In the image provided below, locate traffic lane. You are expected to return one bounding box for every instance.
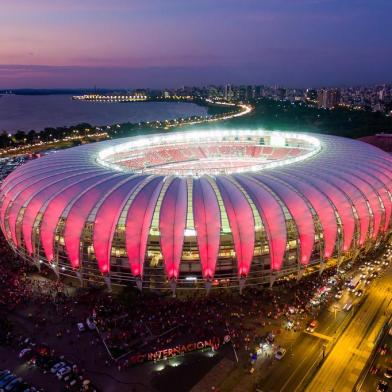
[315,301,349,337]
[306,268,392,392]
[260,282,365,391]
[258,334,323,392]
[267,260,389,391]
[316,270,383,338]
[331,290,391,392]
[308,283,388,391]
[360,323,392,391]
[259,305,349,391]
[304,290,355,339]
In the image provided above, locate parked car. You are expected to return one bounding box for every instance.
[0,374,16,389]
[50,361,66,374]
[380,344,388,356]
[275,348,286,360]
[4,377,22,391]
[0,373,10,381]
[384,367,392,379]
[18,348,32,359]
[64,375,78,387]
[56,366,72,380]
[371,366,380,375]
[376,380,389,392]
[86,318,96,330]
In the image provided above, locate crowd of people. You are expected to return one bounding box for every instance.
[0,240,34,313]
[90,266,338,367]
[0,230,339,371]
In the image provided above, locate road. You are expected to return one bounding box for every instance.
[256,259,391,392]
[258,286,353,392]
[306,268,392,392]
[358,319,392,391]
[260,273,359,392]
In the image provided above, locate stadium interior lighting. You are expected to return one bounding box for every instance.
[270,134,286,147]
[96,129,321,176]
[185,276,197,281]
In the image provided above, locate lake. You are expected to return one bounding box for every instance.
[0,94,208,133]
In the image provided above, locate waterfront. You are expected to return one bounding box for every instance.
[0,94,208,133]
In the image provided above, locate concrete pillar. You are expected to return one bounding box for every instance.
[51,263,60,279]
[136,277,143,292]
[104,276,112,292]
[205,280,212,295]
[75,270,83,287]
[169,279,177,297]
[239,277,246,294]
[269,273,276,289]
[297,268,304,280]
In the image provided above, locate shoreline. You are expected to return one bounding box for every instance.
[0,97,209,134]
[0,99,252,156]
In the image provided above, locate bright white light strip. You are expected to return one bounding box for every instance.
[270,134,286,147]
[96,129,322,176]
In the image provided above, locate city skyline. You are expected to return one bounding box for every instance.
[1,0,391,88]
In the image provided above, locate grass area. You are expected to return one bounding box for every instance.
[184,98,392,139]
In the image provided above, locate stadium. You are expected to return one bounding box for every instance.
[0,129,391,292]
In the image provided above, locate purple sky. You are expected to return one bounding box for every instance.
[0,0,391,88]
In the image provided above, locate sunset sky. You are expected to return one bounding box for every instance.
[0,0,391,88]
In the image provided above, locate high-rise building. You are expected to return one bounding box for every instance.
[306,89,318,101]
[255,85,263,98]
[379,87,386,102]
[224,84,233,100]
[317,89,341,109]
[246,85,255,100]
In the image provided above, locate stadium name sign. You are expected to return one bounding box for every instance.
[129,337,221,364]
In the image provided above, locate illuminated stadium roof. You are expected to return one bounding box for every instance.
[0,130,391,291]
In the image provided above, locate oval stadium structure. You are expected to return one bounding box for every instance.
[1,130,391,292]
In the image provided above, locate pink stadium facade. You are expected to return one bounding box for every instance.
[0,130,391,291]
